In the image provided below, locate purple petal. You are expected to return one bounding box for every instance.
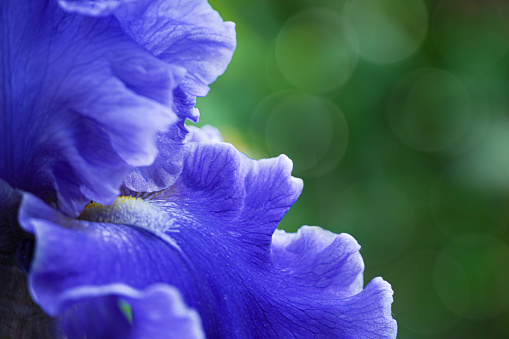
[336,277,397,338]
[272,226,364,298]
[57,283,204,339]
[59,0,237,121]
[123,125,186,192]
[56,0,235,192]
[186,125,224,143]
[20,142,395,338]
[57,0,122,16]
[271,227,396,338]
[18,194,182,314]
[1,0,183,215]
[112,0,236,103]
[93,0,235,191]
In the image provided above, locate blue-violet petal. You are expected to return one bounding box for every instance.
[59,0,237,122]
[20,142,396,338]
[0,0,184,215]
[58,283,204,339]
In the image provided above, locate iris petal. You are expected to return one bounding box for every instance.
[271,227,396,338]
[20,141,396,338]
[58,0,236,122]
[58,283,204,339]
[272,227,364,298]
[110,0,237,115]
[186,125,224,143]
[1,0,235,211]
[1,0,183,215]
[57,0,122,16]
[84,0,237,191]
[123,126,186,192]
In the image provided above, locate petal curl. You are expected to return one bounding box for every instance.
[272,226,364,297]
[57,283,204,339]
[186,125,224,143]
[271,227,396,338]
[20,142,396,338]
[59,0,237,121]
[1,0,183,215]
[112,0,236,114]
[76,0,236,191]
[123,125,185,192]
[57,0,236,192]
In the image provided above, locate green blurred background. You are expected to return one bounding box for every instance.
[197,0,509,337]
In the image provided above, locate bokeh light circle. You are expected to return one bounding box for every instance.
[387,68,483,153]
[451,114,509,193]
[263,92,348,175]
[275,8,359,92]
[343,0,428,64]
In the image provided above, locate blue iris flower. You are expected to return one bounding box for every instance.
[20,126,397,338]
[0,0,235,217]
[1,0,397,338]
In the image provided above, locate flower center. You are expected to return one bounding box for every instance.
[79,196,177,236]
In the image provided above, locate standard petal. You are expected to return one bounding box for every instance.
[59,0,236,121]
[125,124,226,192]
[20,143,395,338]
[112,0,236,91]
[123,125,186,192]
[1,0,183,215]
[112,0,236,120]
[186,125,224,143]
[56,0,236,192]
[57,283,204,339]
